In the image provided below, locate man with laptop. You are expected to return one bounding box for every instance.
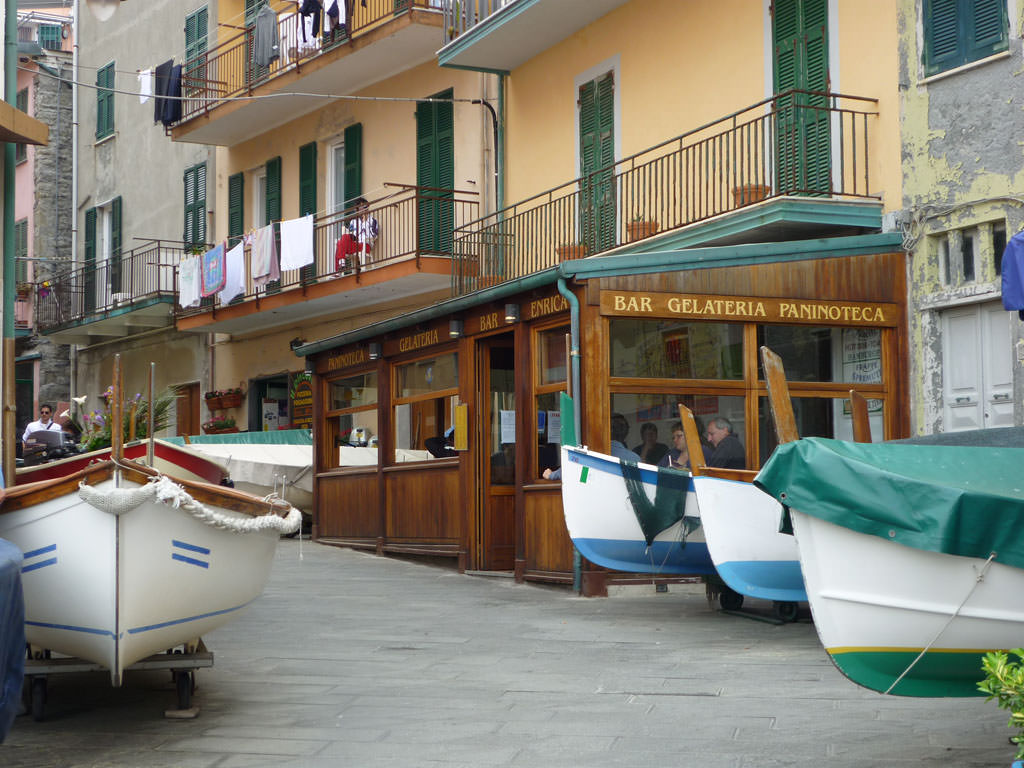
[22,404,61,445]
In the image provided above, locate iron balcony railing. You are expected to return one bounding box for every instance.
[177,0,439,125]
[36,239,185,333]
[175,184,479,319]
[440,0,511,43]
[452,89,879,294]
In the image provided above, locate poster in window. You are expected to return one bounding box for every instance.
[842,328,883,413]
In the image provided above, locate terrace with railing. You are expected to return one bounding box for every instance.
[175,184,479,320]
[176,0,442,129]
[452,90,879,295]
[36,239,184,336]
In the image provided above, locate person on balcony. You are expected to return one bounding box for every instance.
[334,197,379,272]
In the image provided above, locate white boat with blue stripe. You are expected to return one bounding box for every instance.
[558,445,714,575]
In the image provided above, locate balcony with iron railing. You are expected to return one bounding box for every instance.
[452,90,882,295]
[36,239,184,346]
[171,0,444,146]
[175,184,479,336]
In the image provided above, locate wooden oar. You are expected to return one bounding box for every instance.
[111,354,123,465]
[760,345,799,445]
[677,403,707,477]
[849,389,872,443]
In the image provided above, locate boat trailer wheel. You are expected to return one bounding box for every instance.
[719,588,744,612]
[773,601,799,622]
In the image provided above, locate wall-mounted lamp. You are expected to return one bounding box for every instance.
[289,336,306,350]
[368,342,382,360]
[449,319,464,338]
[504,303,520,323]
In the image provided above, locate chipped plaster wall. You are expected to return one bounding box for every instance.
[898,0,1024,433]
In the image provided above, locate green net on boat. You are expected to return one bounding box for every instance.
[619,461,693,547]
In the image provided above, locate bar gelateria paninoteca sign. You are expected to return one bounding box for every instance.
[601,291,899,327]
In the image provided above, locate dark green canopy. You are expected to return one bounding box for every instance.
[755,437,1024,571]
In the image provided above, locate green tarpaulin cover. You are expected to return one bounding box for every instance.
[755,437,1024,571]
[162,428,313,446]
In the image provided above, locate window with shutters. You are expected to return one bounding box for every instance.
[228,172,244,247]
[328,140,346,215]
[415,94,453,254]
[15,89,28,163]
[344,123,362,210]
[264,156,282,292]
[14,219,28,285]
[185,7,208,98]
[38,24,62,50]
[578,73,615,254]
[183,163,207,248]
[96,62,115,140]
[923,0,1008,76]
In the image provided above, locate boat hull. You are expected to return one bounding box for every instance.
[2,468,290,685]
[791,508,1023,697]
[560,446,713,575]
[692,474,805,602]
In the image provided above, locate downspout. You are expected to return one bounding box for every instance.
[496,74,504,212]
[70,0,79,403]
[556,276,581,592]
[3,0,18,486]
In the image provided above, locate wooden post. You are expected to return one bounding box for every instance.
[147,362,156,466]
[849,389,872,443]
[760,345,799,445]
[111,354,123,464]
[677,403,707,476]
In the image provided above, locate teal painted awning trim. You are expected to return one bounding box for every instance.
[437,0,538,73]
[624,199,884,255]
[295,231,905,358]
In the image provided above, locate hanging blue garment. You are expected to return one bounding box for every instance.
[1001,230,1024,320]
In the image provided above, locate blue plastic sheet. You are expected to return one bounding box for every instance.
[0,539,24,741]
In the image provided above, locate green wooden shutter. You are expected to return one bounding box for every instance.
[578,74,615,255]
[773,0,829,195]
[228,172,245,247]
[415,92,454,254]
[299,141,318,281]
[265,156,282,292]
[96,62,115,139]
[15,89,27,163]
[343,123,362,207]
[110,196,122,293]
[185,7,208,98]
[14,219,28,284]
[924,0,1007,76]
[84,208,97,313]
[183,163,207,247]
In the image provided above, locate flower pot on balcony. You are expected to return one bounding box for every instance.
[556,244,589,260]
[220,393,244,409]
[732,184,771,207]
[203,426,239,435]
[205,396,224,410]
[627,220,659,242]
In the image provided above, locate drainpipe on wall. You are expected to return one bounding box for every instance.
[3,0,19,486]
[69,0,80,403]
[556,276,582,592]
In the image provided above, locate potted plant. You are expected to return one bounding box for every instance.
[220,387,245,409]
[556,243,589,260]
[204,390,224,410]
[979,648,1024,766]
[202,415,238,434]
[626,215,659,242]
[731,183,771,207]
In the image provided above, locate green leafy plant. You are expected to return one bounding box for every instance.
[203,415,236,431]
[979,648,1024,759]
[71,386,179,452]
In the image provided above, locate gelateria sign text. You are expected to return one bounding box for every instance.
[601,291,899,326]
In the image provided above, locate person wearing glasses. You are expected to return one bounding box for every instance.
[22,404,61,444]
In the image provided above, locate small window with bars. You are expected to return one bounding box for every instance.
[38,24,62,50]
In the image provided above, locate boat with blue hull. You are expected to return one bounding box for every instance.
[558,445,714,575]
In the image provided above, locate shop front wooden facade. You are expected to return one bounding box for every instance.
[306,247,908,595]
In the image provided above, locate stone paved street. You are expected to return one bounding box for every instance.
[0,538,1013,767]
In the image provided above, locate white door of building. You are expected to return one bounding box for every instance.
[941,301,1013,431]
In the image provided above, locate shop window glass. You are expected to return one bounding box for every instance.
[757,326,882,385]
[608,393,745,469]
[324,371,377,469]
[758,395,883,465]
[537,326,569,385]
[610,318,743,380]
[393,352,458,462]
[535,391,562,477]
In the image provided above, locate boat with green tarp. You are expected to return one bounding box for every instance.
[755,433,1024,697]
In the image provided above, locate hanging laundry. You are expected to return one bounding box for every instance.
[178,255,201,309]
[298,0,323,39]
[153,59,172,123]
[160,63,182,127]
[279,214,315,271]
[219,241,247,305]
[200,242,227,297]
[1002,230,1024,320]
[326,1,340,33]
[138,69,153,104]
[254,3,280,67]
[251,223,280,286]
